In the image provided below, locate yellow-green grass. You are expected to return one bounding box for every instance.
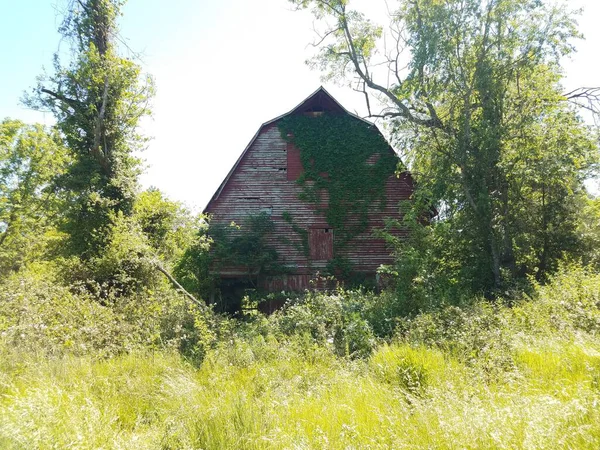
[1,337,599,449]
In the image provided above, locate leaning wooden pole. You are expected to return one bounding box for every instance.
[151,259,207,310]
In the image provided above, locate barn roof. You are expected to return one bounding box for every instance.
[203,86,382,213]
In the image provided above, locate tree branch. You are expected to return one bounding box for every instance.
[152,258,207,310]
[40,88,81,109]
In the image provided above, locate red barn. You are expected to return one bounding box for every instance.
[203,87,413,310]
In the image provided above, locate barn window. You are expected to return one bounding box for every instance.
[287,142,303,181]
[309,228,334,260]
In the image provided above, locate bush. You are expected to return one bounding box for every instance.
[393,265,600,380]
[271,290,377,358]
[0,266,214,361]
[0,271,136,357]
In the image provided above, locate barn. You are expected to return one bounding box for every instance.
[203,87,413,310]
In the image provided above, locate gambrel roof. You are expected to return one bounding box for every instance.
[203,86,375,212]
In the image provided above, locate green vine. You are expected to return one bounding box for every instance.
[207,213,285,287]
[278,114,399,247]
[282,210,309,258]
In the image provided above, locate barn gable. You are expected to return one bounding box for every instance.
[203,87,413,296]
[204,86,374,212]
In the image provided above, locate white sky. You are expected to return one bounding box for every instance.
[2,0,599,210]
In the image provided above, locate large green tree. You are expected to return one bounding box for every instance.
[0,119,69,274]
[290,0,599,294]
[25,0,154,259]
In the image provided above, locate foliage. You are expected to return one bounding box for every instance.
[580,196,600,268]
[176,213,280,305]
[174,230,214,304]
[281,210,309,257]
[289,0,600,295]
[24,0,154,259]
[377,210,486,316]
[215,213,280,285]
[2,266,600,448]
[133,188,203,264]
[369,343,449,394]
[0,267,214,360]
[397,265,600,379]
[271,290,377,358]
[55,189,202,299]
[0,120,69,276]
[278,113,399,246]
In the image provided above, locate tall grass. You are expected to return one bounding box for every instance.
[1,266,599,448]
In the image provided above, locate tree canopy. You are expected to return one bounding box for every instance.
[0,119,69,274]
[290,0,600,295]
[25,0,154,258]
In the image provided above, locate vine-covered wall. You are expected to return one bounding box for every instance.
[278,114,400,248]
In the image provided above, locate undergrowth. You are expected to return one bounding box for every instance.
[1,265,599,448]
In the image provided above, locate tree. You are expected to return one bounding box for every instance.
[290,0,599,294]
[25,0,154,259]
[133,188,203,264]
[0,119,69,275]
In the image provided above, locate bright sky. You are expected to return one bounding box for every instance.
[1,0,599,211]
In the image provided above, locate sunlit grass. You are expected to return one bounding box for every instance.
[1,266,600,448]
[1,336,599,449]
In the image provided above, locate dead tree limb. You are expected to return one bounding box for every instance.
[152,259,207,310]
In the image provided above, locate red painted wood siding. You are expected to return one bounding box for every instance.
[205,120,414,289]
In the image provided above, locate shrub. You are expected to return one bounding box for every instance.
[369,343,448,394]
[271,290,377,358]
[0,267,214,361]
[0,271,136,357]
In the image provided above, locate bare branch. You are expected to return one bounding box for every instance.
[40,88,81,108]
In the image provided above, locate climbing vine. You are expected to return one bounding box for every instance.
[278,114,399,246]
[282,210,309,258]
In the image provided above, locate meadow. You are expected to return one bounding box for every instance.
[1,266,599,449]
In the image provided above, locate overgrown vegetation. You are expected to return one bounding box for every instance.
[24,0,154,263]
[2,266,600,448]
[1,0,600,447]
[176,213,281,309]
[290,0,600,296]
[279,114,398,246]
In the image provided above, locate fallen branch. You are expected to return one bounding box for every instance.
[152,259,207,310]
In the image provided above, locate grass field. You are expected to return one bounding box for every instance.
[1,267,599,449]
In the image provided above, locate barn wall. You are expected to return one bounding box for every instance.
[205,121,413,290]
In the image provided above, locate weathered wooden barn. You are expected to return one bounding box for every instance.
[203,87,413,308]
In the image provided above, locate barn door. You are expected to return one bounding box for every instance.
[309,228,334,260]
[287,142,303,181]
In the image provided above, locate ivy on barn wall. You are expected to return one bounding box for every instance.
[206,213,284,287]
[281,210,309,258]
[278,114,400,248]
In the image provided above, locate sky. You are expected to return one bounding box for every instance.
[1,0,599,211]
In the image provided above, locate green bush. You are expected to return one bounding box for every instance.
[0,267,214,361]
[271,290,376,358]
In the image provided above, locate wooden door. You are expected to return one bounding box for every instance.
[309,228,334,260]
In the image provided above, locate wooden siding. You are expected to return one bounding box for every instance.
[205,118,413,290]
